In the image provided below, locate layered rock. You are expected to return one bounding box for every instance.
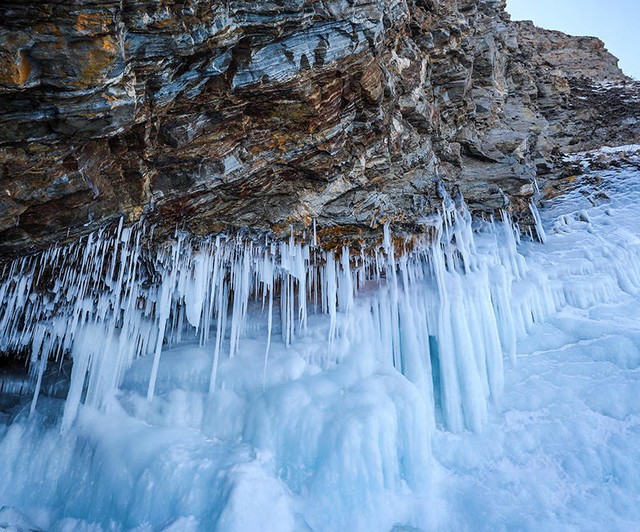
[509,21,638,153]
[0,0,638,255]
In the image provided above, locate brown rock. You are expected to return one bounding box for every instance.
[0,0,638,256]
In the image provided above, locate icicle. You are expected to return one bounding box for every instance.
[209,260,229,395]
[146,238,181,402]
[313,219,318,247]
[29,325,48,416]
[530,202,547,243]
[262,286,274,391]
[325,252,338,343]
[339,247,354,312]
[0,187,576,436]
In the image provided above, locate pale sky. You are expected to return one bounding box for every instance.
[506,0,640,80]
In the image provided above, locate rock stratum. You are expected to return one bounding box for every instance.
[1,0,639,254]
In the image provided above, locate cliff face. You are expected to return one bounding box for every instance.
[1,0,639,254]
[510,21,640,154]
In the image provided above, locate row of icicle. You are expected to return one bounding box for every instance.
[0,198,559,433]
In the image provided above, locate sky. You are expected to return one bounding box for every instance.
[506,0,640,80]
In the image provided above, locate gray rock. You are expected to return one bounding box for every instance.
[0,0,638,254]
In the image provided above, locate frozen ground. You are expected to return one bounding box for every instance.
[1,157,640,530]
[432,160,640,531]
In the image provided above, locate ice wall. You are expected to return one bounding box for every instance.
[0,195,555,435]
[0,190,573,530]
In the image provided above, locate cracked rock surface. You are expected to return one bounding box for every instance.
[0,0,639,254]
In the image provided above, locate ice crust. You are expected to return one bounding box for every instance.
[1,166,640,530]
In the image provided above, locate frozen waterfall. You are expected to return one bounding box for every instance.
[2,160,640,530]
[0,194,547,435]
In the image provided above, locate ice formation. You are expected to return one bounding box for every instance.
[2,160,640,530]
[0,191,545,435]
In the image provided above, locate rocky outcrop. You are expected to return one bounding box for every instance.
[1,0,639,255]
[509,21,639,153]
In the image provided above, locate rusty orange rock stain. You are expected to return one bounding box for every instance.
[74,12,112,34]
[77,36,120,87]
[0,50,31,86]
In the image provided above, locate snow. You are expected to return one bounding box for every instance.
[562,143,640,164]
[1,166,640,529]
